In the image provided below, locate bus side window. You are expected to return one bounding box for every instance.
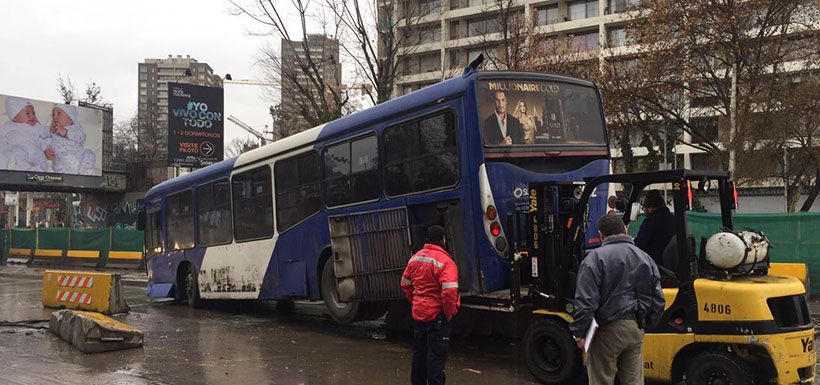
[232,166,274,241]
[197,179,233,246]
[384,111,458,196]
[166,191,195,250]
[323,134,379,207]
[144,207,162,256]
[275,151,321,231]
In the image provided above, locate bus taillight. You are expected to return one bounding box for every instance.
[490,221,501,236]
[486,205,497,220]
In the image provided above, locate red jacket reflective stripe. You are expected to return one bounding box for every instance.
[401,243,460,322]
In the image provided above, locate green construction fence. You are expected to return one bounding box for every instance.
[0,227,143,267]
[630,212,820,296]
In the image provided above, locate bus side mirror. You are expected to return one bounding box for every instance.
[136,211,146,231]
[629,202,641,222]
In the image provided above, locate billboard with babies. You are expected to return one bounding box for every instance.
[0,94,103,178]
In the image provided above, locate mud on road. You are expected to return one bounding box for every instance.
[0,275,538,385]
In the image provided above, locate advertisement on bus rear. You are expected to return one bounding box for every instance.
[0,93,103,177]
[477,80,606,147]
[167,83,224,168]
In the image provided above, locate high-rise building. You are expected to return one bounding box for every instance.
[280,34,341,134]
[137,55,222,162]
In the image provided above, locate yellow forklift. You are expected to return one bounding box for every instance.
[517,170,815,385]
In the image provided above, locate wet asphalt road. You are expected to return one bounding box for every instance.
[0,275,538,385]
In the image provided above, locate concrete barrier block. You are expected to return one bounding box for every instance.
[49,309,143,353]
[42,270,130,314]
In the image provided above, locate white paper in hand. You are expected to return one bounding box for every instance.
[584,318,598,352]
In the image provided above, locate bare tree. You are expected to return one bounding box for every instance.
[326,0,435,104]
[113,115,139,164]
[231,0,348,136]
[225,136,261,158]
[84,82,103,104]
[56,74,75,104]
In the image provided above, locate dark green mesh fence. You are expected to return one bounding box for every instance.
[69,229,111,255]
[10,229,36,250]
[37,228,70,250]
[111,228,144,252]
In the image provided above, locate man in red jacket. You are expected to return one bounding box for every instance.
[401,225,460,385]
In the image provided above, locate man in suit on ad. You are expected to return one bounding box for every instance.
[483,90,524,145]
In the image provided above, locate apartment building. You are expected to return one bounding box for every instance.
[385,0,819,211]
[280,34,342,134]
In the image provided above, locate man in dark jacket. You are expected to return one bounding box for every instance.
[635,190,676,268]
[401,225,460,385]
[483,91,524,145]
[572,215,665,385]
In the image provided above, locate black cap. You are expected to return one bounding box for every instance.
[426,225,447,245]
[643,190,665,209]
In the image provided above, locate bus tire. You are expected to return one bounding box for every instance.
[685,351,754,385]
[321,259,360,324]
[523,318,583,384]
[181,263,202,309]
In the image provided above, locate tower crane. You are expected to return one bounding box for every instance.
[227,115,273,145]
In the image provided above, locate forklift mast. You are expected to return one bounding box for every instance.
[526,182,585,311]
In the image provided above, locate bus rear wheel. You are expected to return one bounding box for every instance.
[321,260,360,324]
[523,318,584,384]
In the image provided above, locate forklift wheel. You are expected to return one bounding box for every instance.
[685,351,754,385]
[523,318,584,384]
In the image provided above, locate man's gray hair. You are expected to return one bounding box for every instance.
[598,215,627,237]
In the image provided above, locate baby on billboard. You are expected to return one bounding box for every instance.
[0,96,97,175]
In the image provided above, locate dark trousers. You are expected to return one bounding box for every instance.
[411,315,451,385]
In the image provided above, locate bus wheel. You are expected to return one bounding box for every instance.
[181,263,202,309]
[685,351,754,385]
[321,260,359,324]
[523,318,583,384]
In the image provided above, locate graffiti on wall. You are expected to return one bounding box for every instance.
[74,196,139,228]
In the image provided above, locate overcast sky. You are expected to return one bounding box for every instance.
[0,0,288,143]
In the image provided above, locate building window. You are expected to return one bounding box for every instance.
[419,52,441,72]
[144,207,162,255]
[469,0,492,6]
[166,191,195,250]
[196,179,232,246]
[323,135,380,207]
[537,5,560,25]
[232,166,274,241]
[569,0,599,20]
[275,151,321,232]
[384,111,459,196]
[571,30,600,52]
[609,0,639,13]
[608,26,627,47]
[690,117,719,143]
[468,18,499,37]
[420,0,440,14]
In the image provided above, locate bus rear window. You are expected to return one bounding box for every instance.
[477,79,605,147]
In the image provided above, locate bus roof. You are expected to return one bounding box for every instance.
[144,69,596,201]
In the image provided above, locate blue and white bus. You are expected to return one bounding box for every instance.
[138,65,611,323]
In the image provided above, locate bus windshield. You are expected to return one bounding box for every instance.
[477,79,606,147]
